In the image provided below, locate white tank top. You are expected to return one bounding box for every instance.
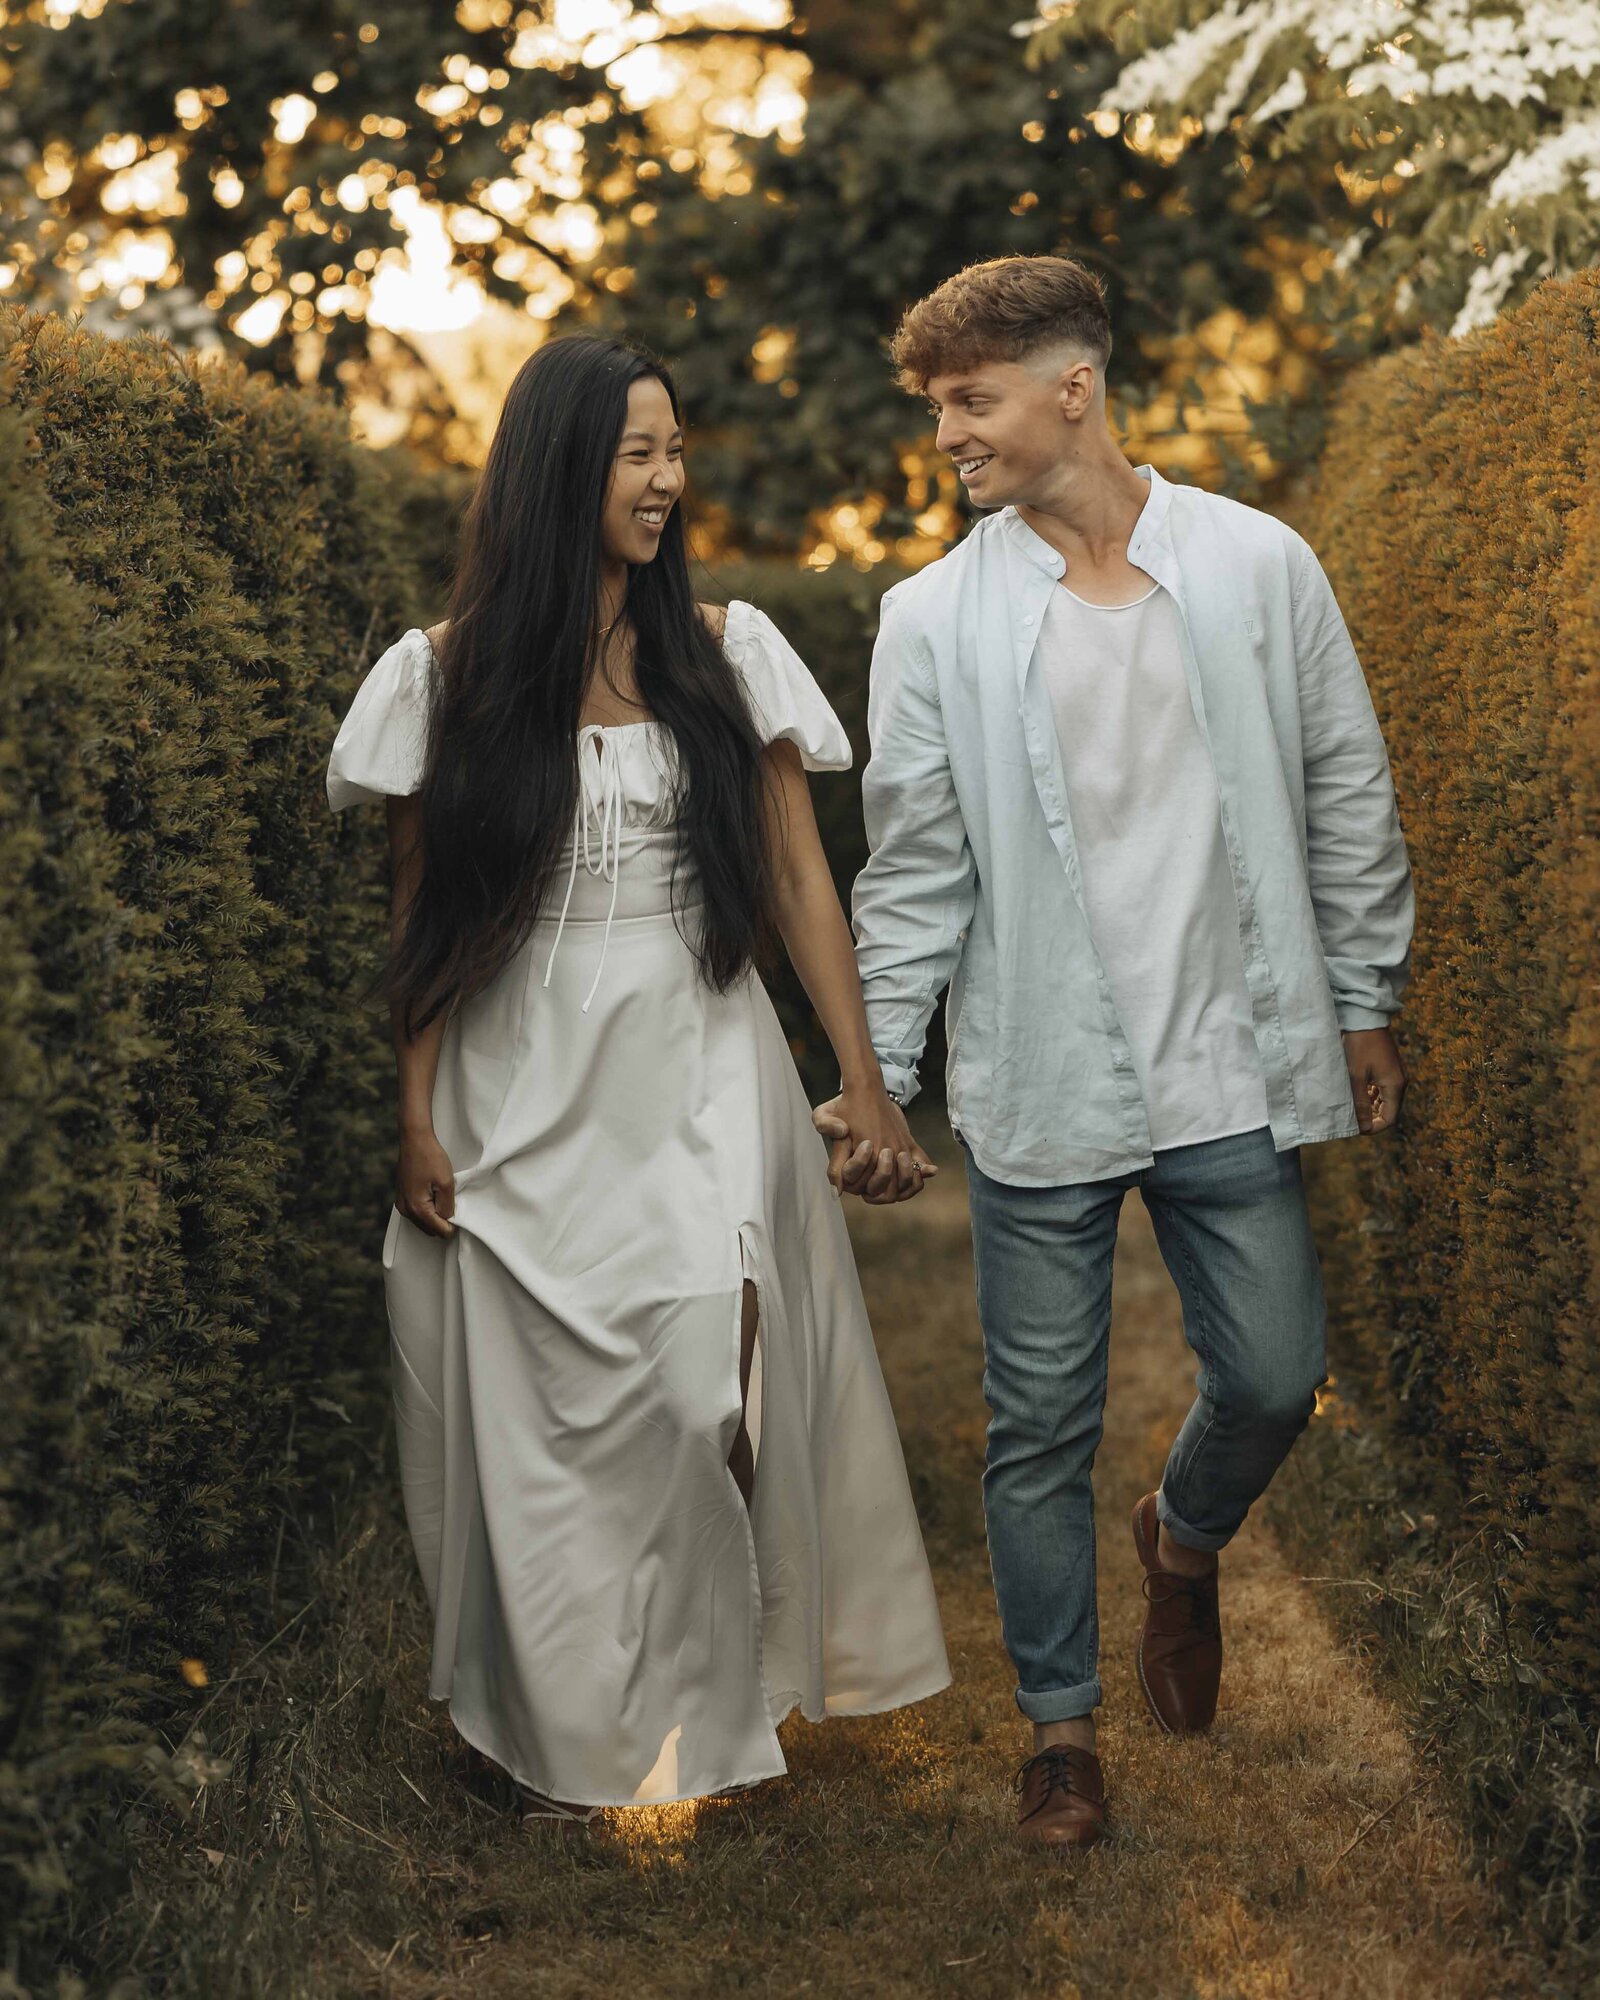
[1035,579,1270,1152]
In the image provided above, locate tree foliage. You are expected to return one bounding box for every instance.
[1,0,1303,541]
[0,0,803,379]
[609,0,1305,546]
[1023,0,1600,342]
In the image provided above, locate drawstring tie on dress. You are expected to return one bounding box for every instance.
[543,726,625,1013]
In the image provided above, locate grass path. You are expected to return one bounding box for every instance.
[289,1115,1539,1998]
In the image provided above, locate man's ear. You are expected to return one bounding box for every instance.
[1057,357,1098,421]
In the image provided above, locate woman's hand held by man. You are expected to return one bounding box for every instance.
[811,1085,938,1204]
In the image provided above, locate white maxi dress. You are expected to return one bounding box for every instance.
[325,601,950,1808]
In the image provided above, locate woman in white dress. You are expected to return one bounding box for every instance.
[325,335,948,1821]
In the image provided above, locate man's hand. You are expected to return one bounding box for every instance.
[1342,1027,1407,1136]
[812,1084,939,1203]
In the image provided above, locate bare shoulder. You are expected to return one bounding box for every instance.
[423,618,450,650]
[696,600,729,642]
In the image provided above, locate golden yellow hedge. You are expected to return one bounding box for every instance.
[1304,269,1600,1697]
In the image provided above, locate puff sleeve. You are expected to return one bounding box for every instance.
[326,629,436,810]
[722,599,853,773]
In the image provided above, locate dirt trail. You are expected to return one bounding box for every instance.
[335,1119,1536,1999]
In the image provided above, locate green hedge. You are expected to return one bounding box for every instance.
[1286,269,1600,1955]
[0,309,457,1985]
[0,313,912,1987]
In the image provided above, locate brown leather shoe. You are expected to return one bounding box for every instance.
[1131,1491,1222,1734]
[1014,1745,1107,1848]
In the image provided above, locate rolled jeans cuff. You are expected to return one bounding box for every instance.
[1014,1675,1102,1724]
[1156,1489,1236,1556]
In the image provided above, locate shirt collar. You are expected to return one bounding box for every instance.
[998,462,1172,578]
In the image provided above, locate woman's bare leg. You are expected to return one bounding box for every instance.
[728,1278,758,1507]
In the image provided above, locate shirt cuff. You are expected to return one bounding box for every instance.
[838,1059,921,1107]
[876,1059,920,1107]
[1335,1004,1392,1032]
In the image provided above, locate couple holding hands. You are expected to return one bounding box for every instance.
[326,252,1413,1848]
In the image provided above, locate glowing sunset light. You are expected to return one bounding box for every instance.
[608,42,677,108]
[555,0,632,39]
[8,0,809,429]
[101,149,185,217]
[483,177,528,218]
[366,185,484,334]
[271,93,318,144]
[657,0,792,19]
[715,63,806,138]
[235,291,289,343]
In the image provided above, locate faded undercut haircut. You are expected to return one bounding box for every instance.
[889,254,1112,393]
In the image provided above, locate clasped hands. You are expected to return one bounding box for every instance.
[810,1028,1403,1206]
[810,1081,939,1203]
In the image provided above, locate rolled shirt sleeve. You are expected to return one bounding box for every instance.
[848,593,978,1106]
[1288,534,1415,1030]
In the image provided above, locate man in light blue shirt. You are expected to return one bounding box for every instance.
[814,254,1413,1849]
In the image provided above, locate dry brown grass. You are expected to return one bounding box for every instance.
[113,1115,1548,1998]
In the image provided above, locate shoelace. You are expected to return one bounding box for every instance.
[1141,1567,1222,1643]
[1014,1745,1095,1803]
[542,725,625,1014]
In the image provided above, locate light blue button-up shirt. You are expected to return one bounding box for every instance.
[848,464,1415,1187]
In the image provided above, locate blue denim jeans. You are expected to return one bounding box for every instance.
[960,1124,1328,1723]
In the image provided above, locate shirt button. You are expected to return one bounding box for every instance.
[1023,614,1036,627]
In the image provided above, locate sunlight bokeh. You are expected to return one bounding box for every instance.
[3,0,803,382]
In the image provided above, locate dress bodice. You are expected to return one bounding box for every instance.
[325,598,854,1015]
[546,722,681,1012]
[572,717,681,828]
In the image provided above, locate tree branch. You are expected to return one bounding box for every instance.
[648,24,806,51]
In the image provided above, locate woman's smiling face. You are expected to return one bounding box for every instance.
[601,375,686,568]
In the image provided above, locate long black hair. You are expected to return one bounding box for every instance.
[384,335,779,1038]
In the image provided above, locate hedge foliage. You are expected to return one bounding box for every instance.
[0,308,467,1985]
[1301,273,1600,1706]
[0,313,910,1988]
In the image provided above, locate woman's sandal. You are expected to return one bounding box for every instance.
[514,1779,602,1828]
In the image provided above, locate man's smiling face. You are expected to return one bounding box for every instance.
[926,350,1091,511]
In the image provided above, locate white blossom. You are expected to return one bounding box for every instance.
[1251,67,1309,121]
[1449,243,1533,334]
[1206,9,1304,131]
[1486,106,1600,202]
[1044,0,1600,332]
[1332,225,1372,270]
[1085,0,1600,118]
[1099,3,1277,119]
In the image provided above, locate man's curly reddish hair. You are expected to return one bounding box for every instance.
[889,254,1112,394]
